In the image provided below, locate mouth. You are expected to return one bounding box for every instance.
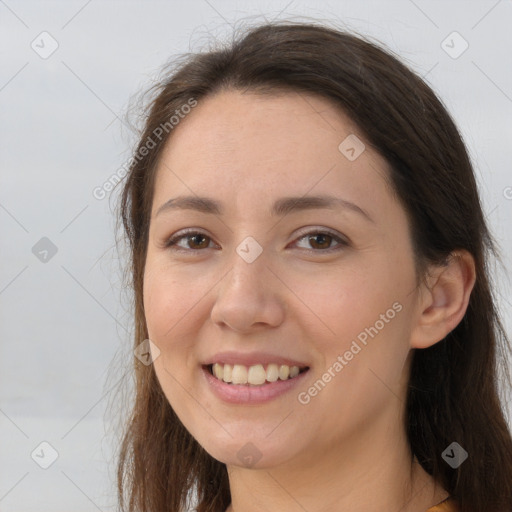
[203,363,310,386]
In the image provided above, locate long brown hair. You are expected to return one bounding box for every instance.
[115,20,512,512]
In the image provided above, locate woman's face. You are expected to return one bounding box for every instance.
[143,89,421,469]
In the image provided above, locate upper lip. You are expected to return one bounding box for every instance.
[202,351,310,368]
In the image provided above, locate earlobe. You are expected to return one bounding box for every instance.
[410,250,476,350]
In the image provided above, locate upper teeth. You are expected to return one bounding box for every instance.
[211,363,304,385]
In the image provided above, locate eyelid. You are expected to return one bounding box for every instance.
[293,226,348,244]
[163,226,349,253]
[161,228,215,251]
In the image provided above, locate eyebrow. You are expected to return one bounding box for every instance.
[154,194,374,223]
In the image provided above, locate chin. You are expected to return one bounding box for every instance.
[190,425,301,470]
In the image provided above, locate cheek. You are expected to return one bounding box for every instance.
[287,263,394,346]
[296,305,411,444]
[143,263,204,421]
[142,262,202,396]
[290,261,413,411]
[143,260,200,341]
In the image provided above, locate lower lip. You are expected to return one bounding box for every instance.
[201,365,310,405]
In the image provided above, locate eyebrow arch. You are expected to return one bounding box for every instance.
[155,194,374,223]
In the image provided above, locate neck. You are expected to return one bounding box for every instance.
[224,407,448,512]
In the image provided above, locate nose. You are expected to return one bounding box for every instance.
[210,247,286,333]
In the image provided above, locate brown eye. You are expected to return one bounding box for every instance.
[164,231,213,252]
[307,233,333,250]
[294,230,348,253]
[186,233,210,249]
[164,228,348,255]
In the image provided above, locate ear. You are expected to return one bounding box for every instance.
[410,250,476,349]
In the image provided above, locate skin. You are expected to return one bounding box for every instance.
[143,89,476,512]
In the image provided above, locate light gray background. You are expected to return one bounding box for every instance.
[1,1,511,510]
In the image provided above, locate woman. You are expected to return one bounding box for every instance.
[115,21,512,512]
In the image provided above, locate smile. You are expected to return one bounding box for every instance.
[207,363,309,386]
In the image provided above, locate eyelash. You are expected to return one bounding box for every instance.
[163,228,349,255]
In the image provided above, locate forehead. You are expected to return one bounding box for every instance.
[160,89,363,162]
[152,89,392,216]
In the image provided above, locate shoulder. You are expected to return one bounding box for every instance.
[425,497,460,512]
